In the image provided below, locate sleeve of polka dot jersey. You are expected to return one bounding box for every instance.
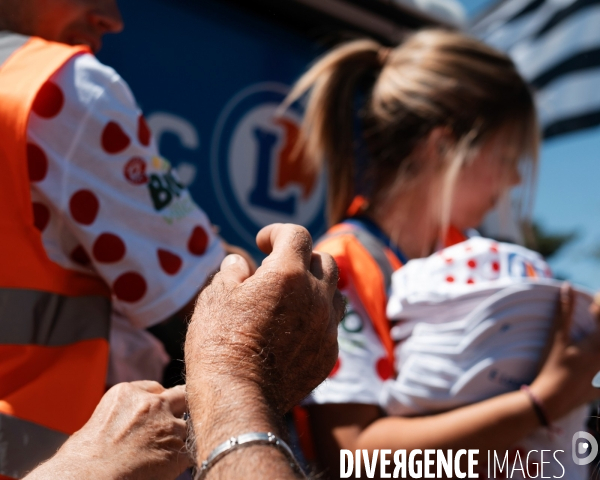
[26,53,225,328]
[309,291,390,406]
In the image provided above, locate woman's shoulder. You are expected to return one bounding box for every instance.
[315,224,374,265]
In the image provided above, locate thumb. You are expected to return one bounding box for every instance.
[217,254,252,288]
[537,284,573,372]
[555,283,575,345]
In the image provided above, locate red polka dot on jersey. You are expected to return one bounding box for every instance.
[492,261,500,272]
[158,249,183,275]
[101,121,131,154]
[467,278,475,285]
[32,202,50,231]
[328,358,341,378]
[27,143,48,182]
[467,259,477,269]
[70,245,91,266]
[376,357,394,381]
[490,244,499,253]
[188,226,208,256]
[69,190,99,225]
[445,257,453,264]
[93,233,126,263]
[113,272,147,303]
[138,115,151,146]
[465,245,473,252]
[32,81,64,118]
[446,275,455,283]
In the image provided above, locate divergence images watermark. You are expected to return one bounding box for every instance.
[339,431,598,478]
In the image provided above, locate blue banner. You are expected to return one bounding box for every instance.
[98,0,327,256]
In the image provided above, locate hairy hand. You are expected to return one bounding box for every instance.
[186,223,344,417]
[33,382,191,480]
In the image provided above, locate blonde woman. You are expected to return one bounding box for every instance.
[286,30,600,478]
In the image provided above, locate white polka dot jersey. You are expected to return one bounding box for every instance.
[26,53,225,328]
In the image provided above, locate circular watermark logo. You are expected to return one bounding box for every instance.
[572,431,599,466]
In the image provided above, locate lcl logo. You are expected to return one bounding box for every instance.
[211,82,326,246]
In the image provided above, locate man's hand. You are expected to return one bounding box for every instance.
[185,223,344,464]
[25,382,190,480]
[221,239,258,274]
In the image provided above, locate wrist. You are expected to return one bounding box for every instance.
[186,374,282,463]
[26,442,116,480]
[528,381,561,423]
[521,385,552,427]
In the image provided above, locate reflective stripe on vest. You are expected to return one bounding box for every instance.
[322,227,397,292]
[0,33,110,478]
[0,289,109,345]
[0,413,68,479]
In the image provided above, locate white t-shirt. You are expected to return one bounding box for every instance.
[27,52,225,379]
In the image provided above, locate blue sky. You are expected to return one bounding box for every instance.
[461,0,600,291]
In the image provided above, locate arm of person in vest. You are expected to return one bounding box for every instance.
[307,283,600,479]
[186,224,344,479]
[28,49,230,326]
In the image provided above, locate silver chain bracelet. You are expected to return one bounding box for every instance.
[193,432,308,479]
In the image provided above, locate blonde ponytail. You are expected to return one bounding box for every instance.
[286,30,539,228]
[284,39,385,224]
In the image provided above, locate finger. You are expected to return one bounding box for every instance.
[256,223,312,269]
[216,254,252,289]
[223,243,259,274]
[160,385,187,417]
[309,252,339,295]
[537,288,568,372]
[536,285,574,373]
[172,417,188,441]
[556,283,575,343]
[130,380,165,394]
[549,283,574,348]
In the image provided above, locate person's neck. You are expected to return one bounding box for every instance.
[367,189,439,260]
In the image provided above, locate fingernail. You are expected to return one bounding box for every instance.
[221,254,241,269]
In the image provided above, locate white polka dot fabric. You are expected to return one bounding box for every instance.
[310,271,397,406]
[384,237,595,480]
[311,236,595,479]
[26,53,225,328]
[387,236,553,316]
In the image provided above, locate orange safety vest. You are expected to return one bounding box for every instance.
[0,32,111,479]
[318,222,403,365]
[293,221,403,461]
